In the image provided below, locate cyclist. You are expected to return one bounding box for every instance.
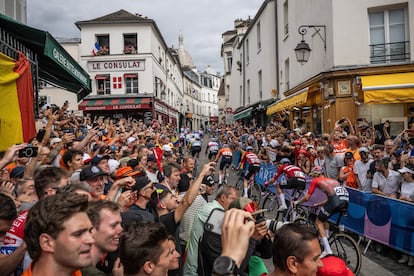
[294,169,349,257]
[214,143,233,185]
[264,158,306,211]
[237,146,261,198]
[205,137,220,162]
[189,136,202,159]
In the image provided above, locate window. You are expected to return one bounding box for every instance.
[225,51,232,73]
[95,74,110,95]
[258,70,263,100]
[247,79,251,105]
[125,74,138,94]
[283,1,289,35]
[246,39,250,64]
[124,34,137,54]
[284,58,290,90]
[369,6,409,64]
[96,35,110,55]
[257,22,261,50]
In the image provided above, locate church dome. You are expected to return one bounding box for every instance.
[177,31,195,69]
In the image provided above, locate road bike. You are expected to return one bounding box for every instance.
[235,169,262,204]
[294,205,362,275]
[261,185,305,221]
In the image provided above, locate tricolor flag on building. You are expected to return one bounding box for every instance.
[92,42,101,56]
[0,52,36,150]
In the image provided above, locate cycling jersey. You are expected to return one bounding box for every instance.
[307,177,349,221]
[272,164,306,182]
[207,141,220,153]
[240,152,261,167]
[191,140,202,148]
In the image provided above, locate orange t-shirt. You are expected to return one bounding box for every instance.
[22,263,82,276]
[341,165,357,188]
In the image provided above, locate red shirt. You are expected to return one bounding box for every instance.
[240,152,260,167]
[272,164,306,181]
[307,177,340,197]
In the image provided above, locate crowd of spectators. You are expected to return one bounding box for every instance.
[0,101,413,275]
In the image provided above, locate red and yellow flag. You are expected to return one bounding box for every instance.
[0,52,36,150]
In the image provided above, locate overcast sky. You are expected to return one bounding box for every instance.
[27,0,262,75]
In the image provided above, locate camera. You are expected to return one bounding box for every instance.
[338,118,346,125]
[18,146,38,158]
[255,214,285,233]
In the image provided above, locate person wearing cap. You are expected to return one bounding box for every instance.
[339,152,357,188]
[121,176,157,225]
[237,146,261,198]
[145,154,160,183]
[317,255,354,276]
[90,155,113,195]
[265,158,306,211]
[372,158,401,198]
[397,167,414,267]
[294,176,349,257]
[80,165,109,200]
[353,146,373,191]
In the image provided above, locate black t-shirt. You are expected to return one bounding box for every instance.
[121,204,155,227]
[159,211,182,276]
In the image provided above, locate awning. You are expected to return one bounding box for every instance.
[234,107,253,120]
[362,72,414,104]
[266,88,308,115]
[79,97,151,111]
[0,14,91,101]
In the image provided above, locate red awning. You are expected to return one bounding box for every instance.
[124,74,138,78]
[95,74,110,80]
[78,97,151,111]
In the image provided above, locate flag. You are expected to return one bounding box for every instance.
[92,42,101,56]
[0,52,36,151]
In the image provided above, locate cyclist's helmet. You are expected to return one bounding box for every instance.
[280,158,291,165]
[309,166,323,177]
[195,136,201,140]
[223,144,229,148]
[212,137,218,142]
[246,146,253,151]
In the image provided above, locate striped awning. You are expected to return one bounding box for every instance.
[78,97,151,111]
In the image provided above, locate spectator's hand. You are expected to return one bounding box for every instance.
[117,189,133,209]
[62,133,76,145]
[221,209,255,268]
[1,144,27,166]
[200,162,216,176]
[0,181,15,197]
[112,258,124,276]
[113,176,135,189]
[252,220,267,240]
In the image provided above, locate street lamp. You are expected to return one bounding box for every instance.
[294,25,326,64]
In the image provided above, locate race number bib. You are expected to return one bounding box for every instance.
[334,186,349,197]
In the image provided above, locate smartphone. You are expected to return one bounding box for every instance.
[18,146,38,158]
[204,208,225,235]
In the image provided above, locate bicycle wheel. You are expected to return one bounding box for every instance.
[261,194,278,219]
[249,183,262,205]
[329,233,362,275]
[235,178,244,195]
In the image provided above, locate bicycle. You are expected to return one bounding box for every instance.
[294,205,362,275]
[235,169,262,204]
[261,185,305,221]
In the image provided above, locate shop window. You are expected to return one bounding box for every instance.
[95,75,111,95]
[124,34,137,54]
[125,74,138,94]
[96,35,110,55]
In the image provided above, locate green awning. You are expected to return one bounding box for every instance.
[234,107,253,120]
[0,14,91,101]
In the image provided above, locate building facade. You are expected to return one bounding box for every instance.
[223,0,414,134]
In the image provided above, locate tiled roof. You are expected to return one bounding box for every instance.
[76,9,152,25]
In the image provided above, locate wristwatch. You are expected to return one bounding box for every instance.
[213,256,238,276]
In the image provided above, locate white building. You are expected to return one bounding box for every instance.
[75,9,183,126]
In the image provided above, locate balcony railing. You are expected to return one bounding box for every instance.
[370,41,410,64]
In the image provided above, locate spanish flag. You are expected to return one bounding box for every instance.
[0,52,36,151]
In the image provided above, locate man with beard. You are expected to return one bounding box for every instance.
[22,193,94,276]
[82,201,123,276]
[353,147,373,191]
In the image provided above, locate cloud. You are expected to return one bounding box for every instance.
[27,0,260,73]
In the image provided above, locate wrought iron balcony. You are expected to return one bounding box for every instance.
[370,41,410,64]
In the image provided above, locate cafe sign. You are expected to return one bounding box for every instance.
[87,59,145,72]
